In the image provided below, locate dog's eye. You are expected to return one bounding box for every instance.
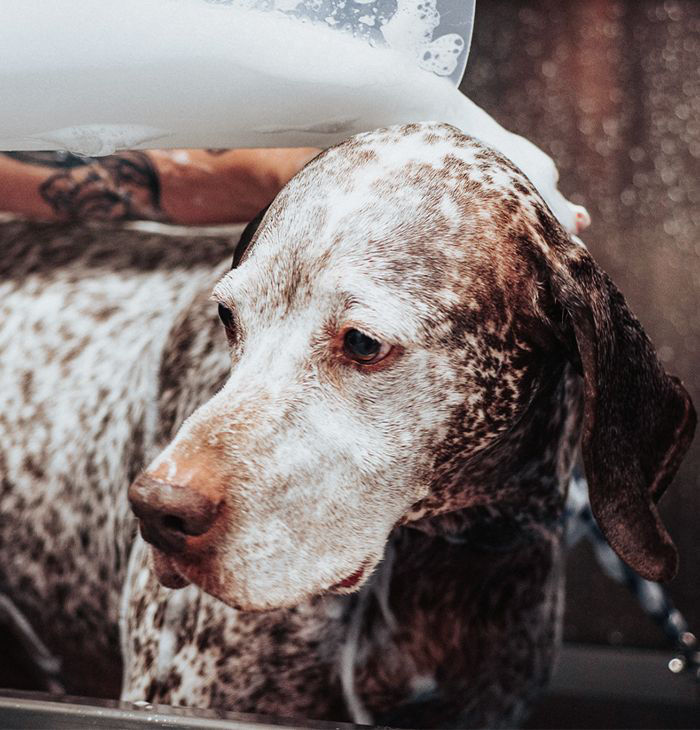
[218,303,234,329]
[343,329,391,364]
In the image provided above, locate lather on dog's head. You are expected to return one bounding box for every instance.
[129,123,695,611]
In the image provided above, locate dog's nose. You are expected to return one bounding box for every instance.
[128,474,221,554]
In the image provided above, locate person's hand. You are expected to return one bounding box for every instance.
[0,147,319,225]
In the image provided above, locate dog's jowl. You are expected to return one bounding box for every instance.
[1,124,694,728]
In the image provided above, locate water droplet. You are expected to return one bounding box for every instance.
[629,146,646,163]
[658,344,675,362]
[541,60,556,78]
[621,188,636,206]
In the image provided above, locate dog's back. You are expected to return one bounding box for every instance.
[0,220,231,693]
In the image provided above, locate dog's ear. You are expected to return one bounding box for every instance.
[231,205,270,269]
[543,234,695,582]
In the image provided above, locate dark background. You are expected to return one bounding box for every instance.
[463,0,699,651]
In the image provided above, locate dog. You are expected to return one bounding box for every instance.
[0,123,694,727]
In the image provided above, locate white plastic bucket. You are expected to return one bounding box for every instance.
[0,0,475,155]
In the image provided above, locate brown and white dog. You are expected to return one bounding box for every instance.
[0,124,695,728]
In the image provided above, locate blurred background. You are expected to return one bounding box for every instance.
[0,0,698,727]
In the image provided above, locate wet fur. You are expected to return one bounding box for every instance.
[0,125,694,727]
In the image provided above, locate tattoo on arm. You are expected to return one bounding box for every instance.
[2,150,165,221]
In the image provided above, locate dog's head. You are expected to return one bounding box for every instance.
[129,124,694,610]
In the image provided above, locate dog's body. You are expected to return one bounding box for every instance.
[0,125,694,727]
[0,224,234,695]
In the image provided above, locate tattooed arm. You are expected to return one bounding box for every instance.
[0,151,164,222]
[0,147,318,224]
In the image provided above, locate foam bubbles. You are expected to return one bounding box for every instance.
[419,33,465,76]
[381,0,465,77]
[29,124,170,157]
[263,0,470,79]
[0,0,474,156]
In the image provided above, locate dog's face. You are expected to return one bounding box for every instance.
[129,124,694,610]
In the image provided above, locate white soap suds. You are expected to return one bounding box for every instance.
[382,0,465,75]
[0,0,586,231]
[0,0,470,152]
[29,124,170,157]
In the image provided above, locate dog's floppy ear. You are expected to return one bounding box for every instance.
[544,234,695,582]
[231,205,270,269]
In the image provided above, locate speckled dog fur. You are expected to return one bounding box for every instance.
[1,124,695,728]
